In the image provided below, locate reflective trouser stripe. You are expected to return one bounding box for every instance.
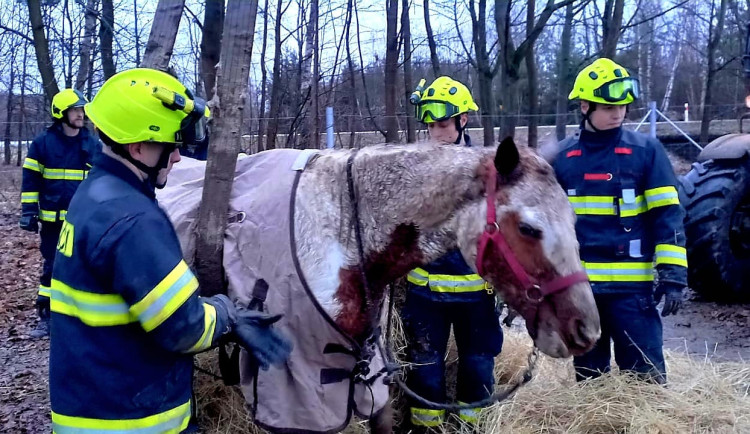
[38,285,51,298]
[21,192,39,203]
[411,407,445,427]
[407,267,488,293]
[52,401,191,433]
[655,244,688,267]
[582,261,654,282]
[457,402,481,424]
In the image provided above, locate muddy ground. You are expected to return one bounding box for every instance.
[1,161,749,433]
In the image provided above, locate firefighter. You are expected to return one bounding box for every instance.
[48,68,292,433]
[553,58,688,383]
[403,76,504,431]
[20,88,100,338]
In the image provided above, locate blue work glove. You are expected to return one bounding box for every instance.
[654,282,685,317]
[232,307,293,371]
[19,213,38,233]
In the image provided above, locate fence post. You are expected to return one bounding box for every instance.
[326,107,334,149]
[684,103,689,122]
[649,101,657,138]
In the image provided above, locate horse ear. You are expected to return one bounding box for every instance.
[495,136,520,176]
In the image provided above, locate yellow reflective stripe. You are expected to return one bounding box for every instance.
[645,186,679,210]
[42,168,86,181]
[411,408,445,427]
[407,268,429,286]
[38,285,51,298]
[619,195,647,217]
[39,209,58,222]
[457,402,480,424]
[568,196,617,215]
[187,303,218,353]
[49,279,137,327]
[130,260,199,332]
[582,261,654,282]
[21,192,39,203]
[59,210,67,221]
[655,244,688,267]
[23,157,43,173]
[52,400,190,433]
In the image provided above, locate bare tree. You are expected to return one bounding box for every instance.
[526,0,539,148]
[100,0,116,78]
[700,0,729,145]
[402,0,416,143]
[257,0,270,152]
[18,43,28,167]
[75,0,98,90]
[195,0,260,296]
[496,0,575,141]
[141,0,186,70]
[424,0,441,76]
[3,49,15,165]
[201,0,225,100]
[601,0,625,58]
[385,0,400,142]
[265,0,287,150]
[344,0,360,148]
[27,0,59,102]
[300,0,320,148]
[555,2,575,141]
[468,0,496,146]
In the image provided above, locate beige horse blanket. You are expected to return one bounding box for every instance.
[157,150,389,433]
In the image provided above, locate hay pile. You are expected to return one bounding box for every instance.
[194,324,750,433]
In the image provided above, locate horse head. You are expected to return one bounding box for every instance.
[453,137,600,358]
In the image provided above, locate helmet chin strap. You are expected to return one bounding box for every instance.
[112,143,175,189]
[581,103,604,133]
[454,116,465,144]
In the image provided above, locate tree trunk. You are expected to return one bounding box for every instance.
[100,0,116,78]
[75,0,98,90]
[299,0,320,148]
[661,41,682,111]
[472,0,495,146]
[423,0,441,76]
[402,0,416,143]
[194,0,259,296]
[18,44,28,167]
[525,0,538,148]
[345,0,360,148]
[601,0,625,59]
[384,0,400,143]
[265,0,284,150]
[700,0,729,145]
[201,0,225,100]
[63,0,75,88]
[555,2,574,141]
[141,0,186,71]
[257,0,270,152]
[27,0,59,102]
[134,0,140,65]
[4,63,14,165]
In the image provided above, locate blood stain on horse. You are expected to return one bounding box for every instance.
[335,223,424,340]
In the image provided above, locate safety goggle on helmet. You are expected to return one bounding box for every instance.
[569,58,640,105]
[410,76,478,123]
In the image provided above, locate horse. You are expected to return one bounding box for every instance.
[158,137,600,434]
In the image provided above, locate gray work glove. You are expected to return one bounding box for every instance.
[19,213,38,233]
[654,282,685,317]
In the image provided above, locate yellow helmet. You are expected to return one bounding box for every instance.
[412,76,479,123]
[569,58,640,105]
[85,68,210,146]
[51,89,87,119]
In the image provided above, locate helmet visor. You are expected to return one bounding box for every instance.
[593,77,640,103]
[416,101,459,123]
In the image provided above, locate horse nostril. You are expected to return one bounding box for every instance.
[572,319,597,350]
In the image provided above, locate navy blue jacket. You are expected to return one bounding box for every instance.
[406,134,493,302]
[49,153,231,433]
[21,123,100,222]
[553,127,688,294]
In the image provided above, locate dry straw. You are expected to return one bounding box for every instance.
[194,319,750,434]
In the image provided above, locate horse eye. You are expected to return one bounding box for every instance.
[519,222,542,239]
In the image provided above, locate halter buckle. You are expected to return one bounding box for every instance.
[525,284,544,303]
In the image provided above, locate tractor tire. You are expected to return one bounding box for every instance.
[678,158,750,301]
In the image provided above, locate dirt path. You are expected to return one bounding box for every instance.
[1,163,749,432]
